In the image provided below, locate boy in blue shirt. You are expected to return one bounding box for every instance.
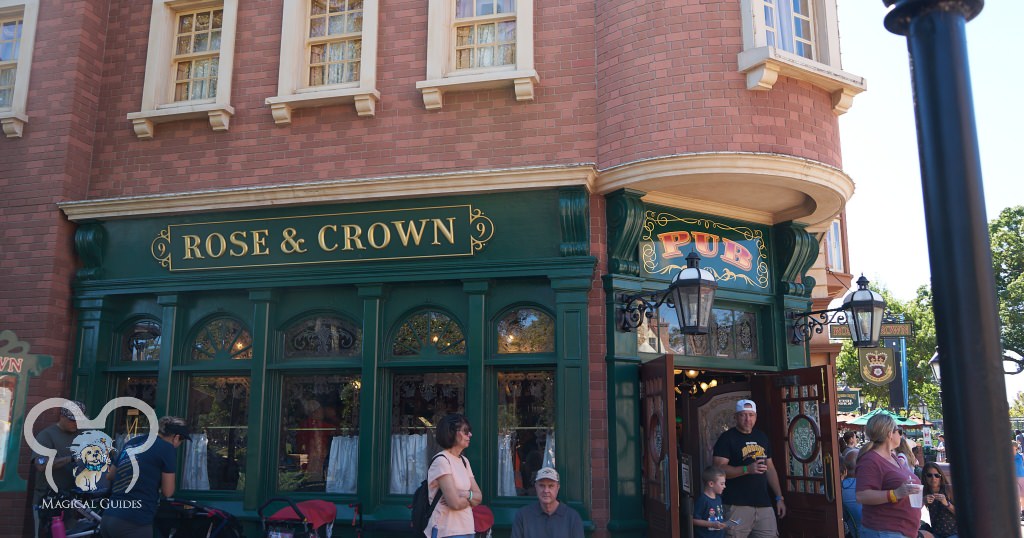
[693,466,729,537]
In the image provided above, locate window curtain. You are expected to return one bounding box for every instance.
[182,433,210,490]
[389,433,427,494]
[0,387,10,476]
[325,435,358,494]
[497,432,516,496]
[542,429,555,469]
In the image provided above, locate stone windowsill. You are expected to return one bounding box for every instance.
[265,87,381,124]
[127,102,236,139]
[0,111,28,138]
[416,69,539,110]
[738,46,866,115]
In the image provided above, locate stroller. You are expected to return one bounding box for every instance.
[154,498,244,537]
[259,497,337,538]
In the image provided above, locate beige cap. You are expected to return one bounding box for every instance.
[535,467,560,482]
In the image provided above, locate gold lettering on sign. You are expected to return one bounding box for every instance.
[318,225,338,252]
[432,218,456,245]
[392,219,428,246]
[183,235,203,260]
[252,230,270,256]
[229,231,249,257]
[206,233,227,258]
[281,228,308,254]
[341,225,365,251]
[367,222,391,249]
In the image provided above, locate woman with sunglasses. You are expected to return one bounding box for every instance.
[921,463,958,538]
[855,414,925,538]
[425,413,483,538]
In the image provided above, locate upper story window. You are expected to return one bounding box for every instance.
[391,310,466,357]
[454,0,515,71]
[120,319,162,362]
[266,0,380,122]
[191,317,252,361]
[0,0,38,138]
[127,0,238,139]
[416,0,537,109]
[738,0,864,114]
[496,307,553,354]
[825,219,844,273]
[172,8,223,102]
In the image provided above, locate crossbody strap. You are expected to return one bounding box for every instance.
[429,453,470,512]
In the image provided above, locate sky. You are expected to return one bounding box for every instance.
[835,2,1024,404]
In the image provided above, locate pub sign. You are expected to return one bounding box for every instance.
[837,390,861,413]
[859,347,897,386]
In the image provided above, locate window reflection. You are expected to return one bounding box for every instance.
[497,371,555,497]
[121,319,161,362]
[284,316,361,358]
[186,376,249,491]
[113,377,157,447]
[388,372,466,493]
[279,375,360,493]
[391,311,465,356]
[496,308,554,354]
[191,318,252,360]
[638,305,757,360]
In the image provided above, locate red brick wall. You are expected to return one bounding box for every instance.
[0,0,109,533]
[595,0,842,169]
[588,193,610,536]
[86,0,600,197]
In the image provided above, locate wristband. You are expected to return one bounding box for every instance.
[888,489,898,504]
[743,465,748,474]
[469,490,474,502]
[775,496,784,502]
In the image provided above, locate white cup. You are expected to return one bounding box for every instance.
[908,487,923,508]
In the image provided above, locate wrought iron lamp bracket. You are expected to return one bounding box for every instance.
[619,291,674,332]
[787,308,848,344]
[1004,351,1024,375]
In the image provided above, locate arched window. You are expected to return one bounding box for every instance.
[283,315,361,358]
[495,307,554,354]
[391,310,465,356]
[191,317,252,360]
[120,318,162,362]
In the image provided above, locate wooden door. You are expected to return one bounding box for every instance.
[641,356,680,538]
[765,366,843,538]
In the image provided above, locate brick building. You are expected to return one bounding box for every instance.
[0,0,862,536]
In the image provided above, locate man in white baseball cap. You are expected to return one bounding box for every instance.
[712,399,786,537]
[511,467,584,538]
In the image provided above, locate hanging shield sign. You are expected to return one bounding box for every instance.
[859,347,896,386]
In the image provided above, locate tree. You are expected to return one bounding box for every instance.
[836,285,941,417]
[1010,391,1024,419]
[989,205,1024,355]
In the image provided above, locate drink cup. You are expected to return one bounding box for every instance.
[908,485,923,508]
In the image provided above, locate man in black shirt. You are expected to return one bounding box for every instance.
[712,399,785,538]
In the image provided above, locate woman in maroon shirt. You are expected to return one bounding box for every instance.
[855,414,926,538]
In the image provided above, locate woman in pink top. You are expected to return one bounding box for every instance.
[426,414,483,538]
[855,413,927,538]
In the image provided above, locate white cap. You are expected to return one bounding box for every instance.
[535,467,560,482]
[735,399,757,413]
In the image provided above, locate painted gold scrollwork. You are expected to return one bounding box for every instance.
[150,227,172,270]
[469,207,494,252]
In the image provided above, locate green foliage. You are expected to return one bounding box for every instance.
[836,285,941,417]
[989,206,1024,355]
[1010,391,1024,418]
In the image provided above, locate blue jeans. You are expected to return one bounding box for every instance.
[859,526,913,538]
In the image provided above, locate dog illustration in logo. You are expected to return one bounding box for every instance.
[70,430,115,491]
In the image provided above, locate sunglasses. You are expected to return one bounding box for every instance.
[925,473,942,478]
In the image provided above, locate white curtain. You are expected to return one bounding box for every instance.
[389,433,427,494]
[497,432,516,496]
[325,435,358,494]
[542,429,556,469]
[182,433,210,490]
[0,387,10,476]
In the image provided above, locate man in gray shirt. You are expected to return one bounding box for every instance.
[511,467,584,538]
[32,400,86,537]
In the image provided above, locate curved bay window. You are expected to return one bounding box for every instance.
[185,376,250,491]
[279,375,361,493]
[496,307,554,354]
[496,371,554,497]
[191,318,253,360]
[121,319,161,362]
[391,310,466,357]
[284,315,361,359]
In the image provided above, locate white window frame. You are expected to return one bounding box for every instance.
[738,0,865,115]
[266,0,380,123]
[415,0,537,110]
[127,0,238,139]
[825,219,844,273]
[0,0,38,138]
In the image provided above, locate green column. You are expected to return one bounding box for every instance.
[70,297,112,411]
[357,284,384,511]
[154,294,180,417]
[550,276,590,511]
[244,289,277,510]
[603,274,646,537]
[463,279,489,480]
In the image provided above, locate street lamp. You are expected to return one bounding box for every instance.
[929,347,941,384]
[619,251,718,334]
[788,275,886,348]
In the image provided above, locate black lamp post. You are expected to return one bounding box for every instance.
[882,1,1016,536]
[619,251,718,333]
[788,275,886,348]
